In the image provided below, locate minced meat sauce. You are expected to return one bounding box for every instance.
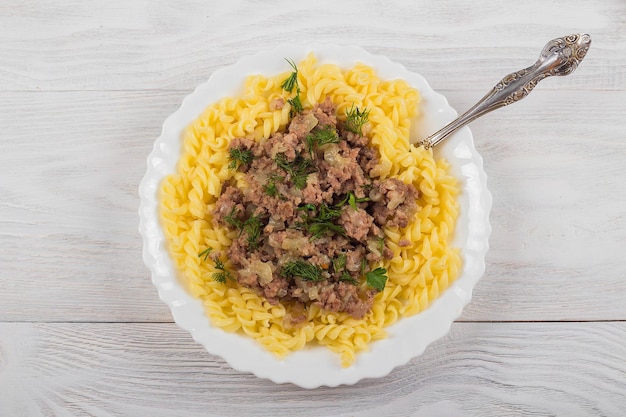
[212,97,419,320]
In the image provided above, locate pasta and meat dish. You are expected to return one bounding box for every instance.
[213,96,419,321]
[159,54,461,366]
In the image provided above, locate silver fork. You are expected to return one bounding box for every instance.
[418,33,591,149]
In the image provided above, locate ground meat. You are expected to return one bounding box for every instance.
[263,132,302,161]
[213,186,244,225]
[358,146,379,176]
[317,142,370,198]
[212,99,420,319]
[288,112,318,139]
[312,97,337,127]
[338,207,373,242]
[370,178,419,228]
[269,97,285,111]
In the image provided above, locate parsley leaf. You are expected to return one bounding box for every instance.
[336,191,370,210]
[366,267,388,291]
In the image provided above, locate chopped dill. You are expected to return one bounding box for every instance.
[280,58,299,93]
[223,209,263,252]
[263,173,284,197]
[275,153,313,190]
[224,208,243,230]
[228,147,254,170]
[213,258,235,284]
[345,104,370,135]
[281,58,304,117]
[296,202,345,240]
[297,203,316,212]
[332,253,347,273]
[306,125,340,156]
[263,181,278,197]
[361,182,374,193]
[243,215,263,251]
[288,95,303,117]
[377,237,385,253]
[282,260,324,282]
[333,253,357,284]
[307,222,346,240]
[339,272,358,285]
[198,247,213,261]
[318,203,342,221]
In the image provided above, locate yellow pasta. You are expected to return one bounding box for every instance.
[159,54,461,366]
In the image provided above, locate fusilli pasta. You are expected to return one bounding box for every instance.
[159,54,461,366]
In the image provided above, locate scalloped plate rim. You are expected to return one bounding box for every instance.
[138,43,492,389]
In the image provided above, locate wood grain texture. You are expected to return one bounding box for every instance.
[1,0,625,415]
[1,89,625,322]
[0,0,622,92]
[0,322,624,417]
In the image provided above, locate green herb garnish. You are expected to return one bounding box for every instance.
[339,271,358,285]
[198,247,213,261]
[336,191,370,210]
[331,254,358,284]
[345,104,370,135]
[296,202,345,240]
[280,59,299,93]
[332,254,347,273]
[242,215,263,251]
[307,222,346,240]
[306,125,340,156]
[263,173,284,197]
[223,209,263,251]
[376,237,385,253]
[365,267,388,291]
[228,147,254,170]
[213,258,235,283]
[281,58,304,117]
[282,260,324,282]
[288,95,303,117]
[318,203,342,221]
[263,182,278,197]
[275,153,313,190]
[224,208,243,230]
[297,203,317,212]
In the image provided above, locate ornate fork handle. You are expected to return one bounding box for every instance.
[419,34,591,149]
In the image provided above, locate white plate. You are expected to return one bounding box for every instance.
[138,44,492,388]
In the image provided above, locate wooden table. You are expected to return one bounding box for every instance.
[1,1,625,415]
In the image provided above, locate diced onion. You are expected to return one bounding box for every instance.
[241,260,274,285]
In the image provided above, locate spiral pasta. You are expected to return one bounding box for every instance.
[159,54,461,366]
